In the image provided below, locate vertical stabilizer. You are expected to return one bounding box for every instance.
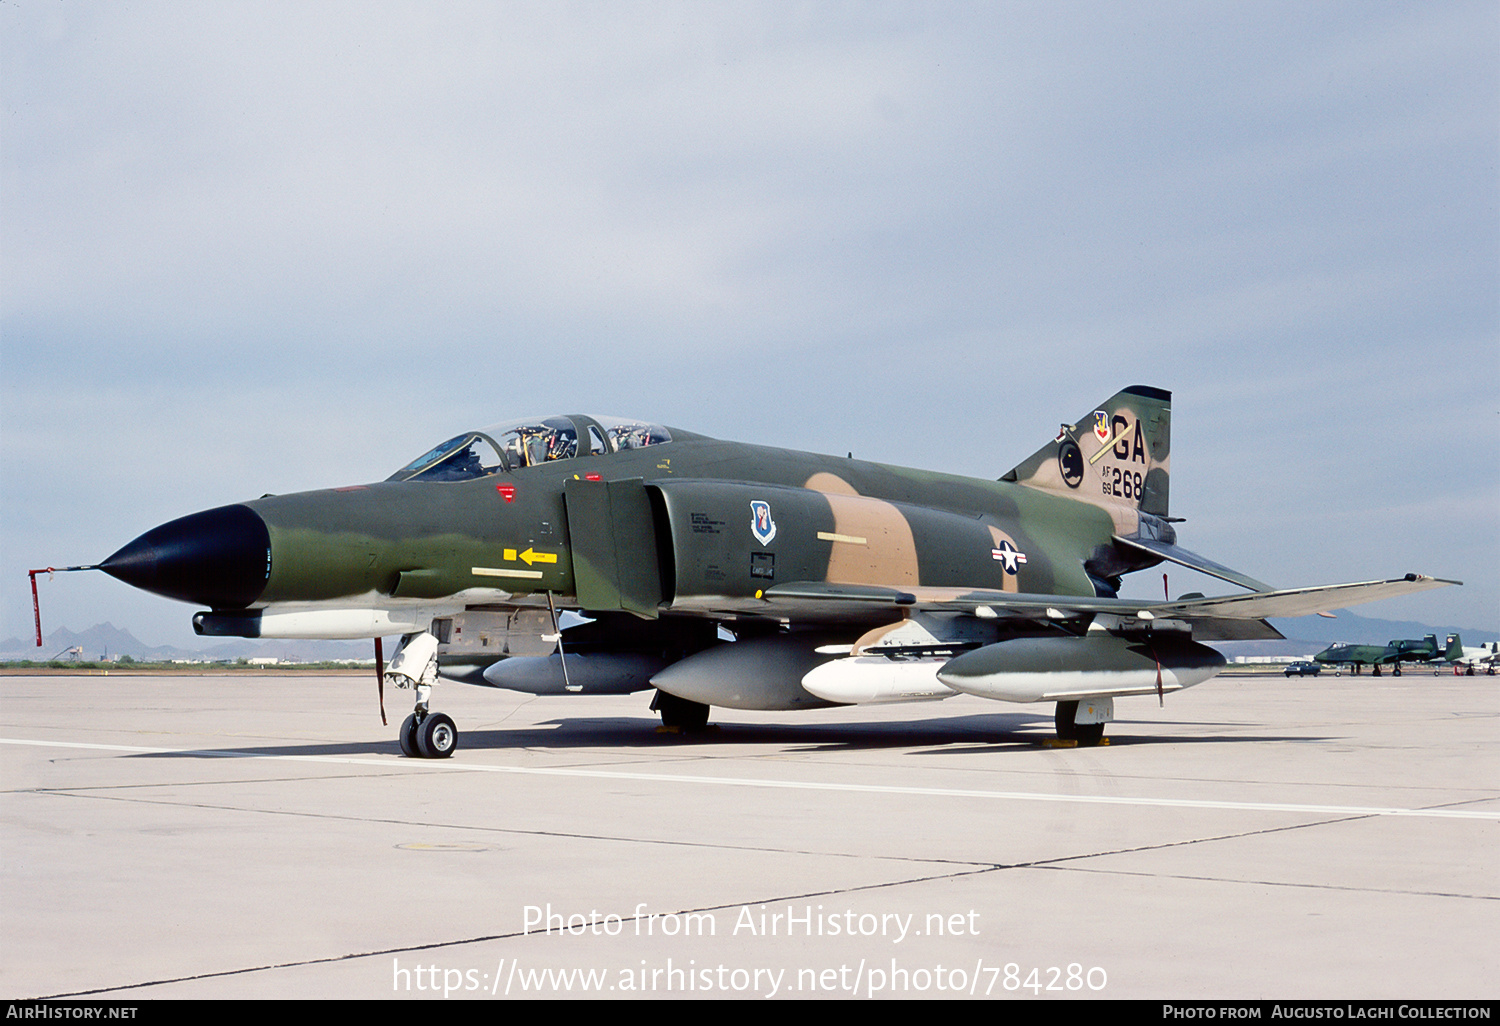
[1003,385,1171,518]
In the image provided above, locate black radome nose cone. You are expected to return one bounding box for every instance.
[101,504,271,608]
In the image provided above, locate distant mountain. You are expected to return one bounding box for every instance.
[1215,610,1495,660]
[1268,610,1495,647]
[0,623,372,663]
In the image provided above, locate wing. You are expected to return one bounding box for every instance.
[758,574,1459,641]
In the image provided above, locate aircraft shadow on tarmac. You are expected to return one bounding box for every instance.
[121,713,1322,761]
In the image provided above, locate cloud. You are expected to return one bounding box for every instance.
[3,1,1495,644]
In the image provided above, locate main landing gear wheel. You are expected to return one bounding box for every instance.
[1054,700,1105,746]
[652,689,710,732]
[399,714,421,757]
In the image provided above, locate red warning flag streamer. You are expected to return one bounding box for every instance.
[28,565,103,647]
[375,636,387,725]
[28,569,48,647]
[1154,574,1167,706]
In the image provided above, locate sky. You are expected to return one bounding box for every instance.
[3,1,1496,651]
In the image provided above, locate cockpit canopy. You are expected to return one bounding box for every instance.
[388,415,672,483]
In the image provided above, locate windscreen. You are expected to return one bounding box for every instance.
[389,415,671,481]
[387,433,505,482]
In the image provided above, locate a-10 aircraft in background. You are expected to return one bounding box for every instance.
[1313,634,1458,676]
[1314,634,1496,676]
[48,386,1456,756]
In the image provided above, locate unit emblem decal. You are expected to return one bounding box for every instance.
[749,500,777,547]
[1092,411,1111,444]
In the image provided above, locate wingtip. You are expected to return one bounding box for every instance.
[1403,573,1463,587]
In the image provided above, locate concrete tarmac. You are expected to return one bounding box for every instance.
[1,670,1495,1000]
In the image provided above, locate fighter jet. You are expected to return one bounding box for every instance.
[1312,634,1460,676]
[57,386,1456,755]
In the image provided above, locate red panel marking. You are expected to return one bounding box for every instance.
[497,484,516,502]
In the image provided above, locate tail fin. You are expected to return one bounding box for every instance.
[1003,385,1171,517]
[1446,633,1463,660]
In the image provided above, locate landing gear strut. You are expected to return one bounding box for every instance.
[387,631,458,758]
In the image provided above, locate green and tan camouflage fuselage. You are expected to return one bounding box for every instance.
[230,386,1171,636]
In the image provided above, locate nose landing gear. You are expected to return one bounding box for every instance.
[387,631,458,758]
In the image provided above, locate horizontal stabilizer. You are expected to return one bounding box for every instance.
[1158,616,1283,641]
[1113,536,1275,593]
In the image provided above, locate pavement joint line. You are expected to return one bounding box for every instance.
[28,786,996,868]
[30,816,1496,1000]
[30,864,1006,1000]
[1035,862,1500,902]
[5,736,1499,820]
[39,779,1491,894]
[1009,818,1500,901]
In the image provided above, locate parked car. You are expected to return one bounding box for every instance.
[1284,661,1322,677]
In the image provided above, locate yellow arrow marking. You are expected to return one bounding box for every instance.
[497,547,557,565]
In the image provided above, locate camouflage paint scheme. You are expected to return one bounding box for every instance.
[211,388,1177,624]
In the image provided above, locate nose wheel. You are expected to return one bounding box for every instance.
[401,711,458,758]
